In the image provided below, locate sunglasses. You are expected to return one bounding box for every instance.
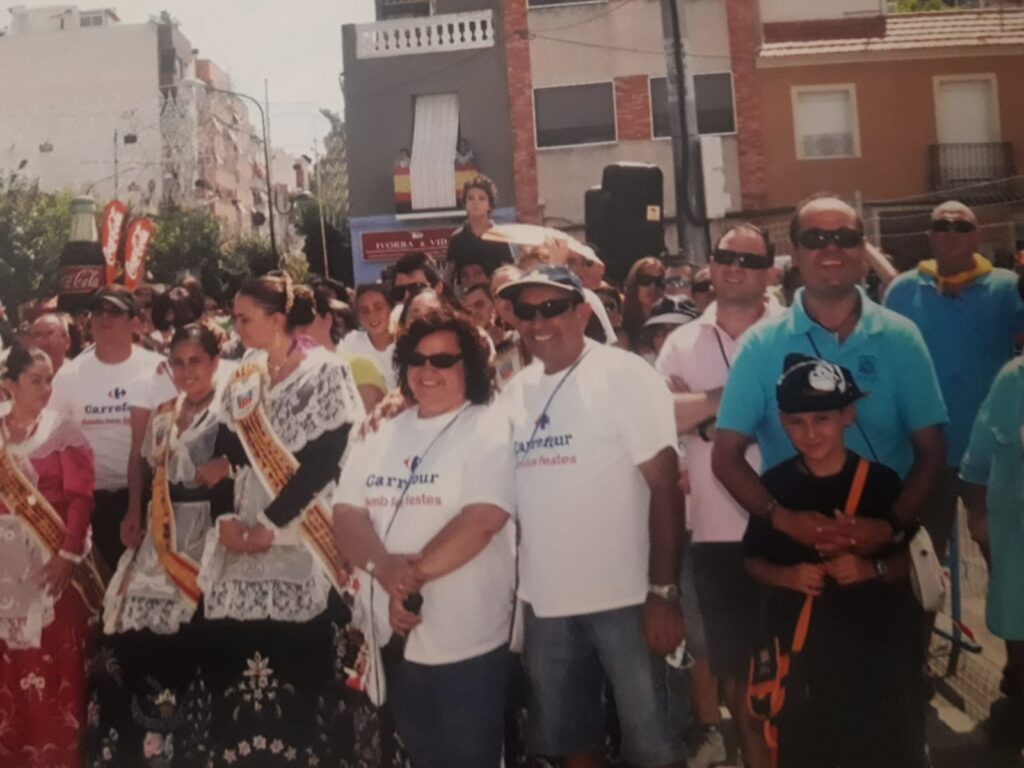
[711,249,773,270]
[797,228,864,250]
[406,351,464,369]
[635,274,665,288]
[665,276,691,288]
[390,282,429,302]
[692,280,712,294]
[931,219,976,234]
[513,297,580,321]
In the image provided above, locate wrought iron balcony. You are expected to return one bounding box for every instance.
[355,10,495,60]
[928,142,1015,191]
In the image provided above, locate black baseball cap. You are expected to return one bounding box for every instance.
[643,296,700,328]
[776,353,866,414]
[495,265,585,303]
[91,285,136,316]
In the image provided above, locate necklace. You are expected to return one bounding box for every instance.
[807,295,860,336]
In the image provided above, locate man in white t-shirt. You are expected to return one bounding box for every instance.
[497,266,686,768]
[656,224,781,768]
[49,286,176,571]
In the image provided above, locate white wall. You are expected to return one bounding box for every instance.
[759,0,883,23]
[0,22,164,208]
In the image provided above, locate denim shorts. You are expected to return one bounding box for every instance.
[385,644,510,768]
[523,602,686,767]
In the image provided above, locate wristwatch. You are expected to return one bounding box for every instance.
[874,559,888,579]
[648,584,681,602]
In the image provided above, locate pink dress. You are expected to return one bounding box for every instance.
[0,411,95,768]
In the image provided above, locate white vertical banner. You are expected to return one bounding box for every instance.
[410,93,459,211]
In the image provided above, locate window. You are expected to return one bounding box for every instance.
[792,85,860,159]
[410,93,460,209]
[529,0,605,7]
[649,74,735,139]
[534,83,616,148]
[80,12,105,27]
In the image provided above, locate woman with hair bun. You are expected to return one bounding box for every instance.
[87,324,234,767]
[0,342,103,767]
[192,274,403,766]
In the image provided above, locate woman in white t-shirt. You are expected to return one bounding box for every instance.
[343,284,397,390]
[334,308,516,768]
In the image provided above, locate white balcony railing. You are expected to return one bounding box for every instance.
[355,10,495,60]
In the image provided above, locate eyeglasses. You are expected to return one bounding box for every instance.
[390,282,429,303]
[711,249,773,270]
[665,276,691,288]
[513,297,579,321]
[797,228,864,250]
[406,351,464,369]
[635,274,665,288]
[931,219,976,234]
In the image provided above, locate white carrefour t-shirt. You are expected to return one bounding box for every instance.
[334,403,515,665]
[50,346,176,491]
[341,330,397,392]
[500,340,677,619]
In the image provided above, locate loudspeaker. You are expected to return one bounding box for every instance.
[598,163,665,284]
[584,186,614,257]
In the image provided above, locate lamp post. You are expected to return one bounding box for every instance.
[189,81,278,261]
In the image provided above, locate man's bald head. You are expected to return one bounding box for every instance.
[931,200,977,225]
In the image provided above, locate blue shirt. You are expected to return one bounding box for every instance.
[717,287,948,477]
[884,267,1024,466]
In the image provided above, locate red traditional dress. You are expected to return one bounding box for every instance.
[0,410,96,768]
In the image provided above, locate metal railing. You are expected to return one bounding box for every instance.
[355,9,495,60]
[928,142,1015,190]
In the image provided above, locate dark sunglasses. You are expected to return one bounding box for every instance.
[931,219,976,234]
[406,351,464,369]
[797,228,864,250]
[711,249,774,270]
[513,297,580,321]
[635,273,665,288]
[692,280,712,294]
[390,282,429,302]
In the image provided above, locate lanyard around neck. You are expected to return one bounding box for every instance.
[522,348,591,457]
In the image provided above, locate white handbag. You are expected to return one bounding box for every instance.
[908,526,946,612]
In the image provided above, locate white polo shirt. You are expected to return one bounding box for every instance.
[501,340,677,618]
[655,299,783,544]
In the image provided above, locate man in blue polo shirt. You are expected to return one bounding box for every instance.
[884,200,1024,558]
[712,194,948,555]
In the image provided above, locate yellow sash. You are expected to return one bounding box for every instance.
[147,398,203,607]
[0,436,106,617]
[226,359,355,597]
[918,253,993,294]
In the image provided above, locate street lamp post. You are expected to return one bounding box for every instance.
[188,81,278,261]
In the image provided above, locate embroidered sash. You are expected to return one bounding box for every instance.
[147,398,202,607]
[0,436,105,616]
[226,359,355,597]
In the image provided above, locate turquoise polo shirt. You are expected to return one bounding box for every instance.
[717,287,948,478]
[884,267,1024,466]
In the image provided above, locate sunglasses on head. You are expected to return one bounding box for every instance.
[406,351,464,369]
[711,249,773,270]
[512,296,580,321]
[797,228,864,250]
[635,273,665,288]
[931,219,976,234]
[390,282,429,302]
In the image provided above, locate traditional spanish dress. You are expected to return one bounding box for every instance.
[0,409,103,768]
[86,393,231,768]
[198,348,406,767]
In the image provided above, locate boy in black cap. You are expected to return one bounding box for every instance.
[742,354,926,768]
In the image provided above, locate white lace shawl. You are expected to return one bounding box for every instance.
[199,349,363,622]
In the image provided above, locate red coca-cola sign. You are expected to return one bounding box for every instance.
[361,228,452,263]
[123,218,155,290]
[101,200,127,285]
[60,265,104,294]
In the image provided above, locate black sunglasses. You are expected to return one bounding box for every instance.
[406,351,464,369]
[513,297,580,321]
[635,274,665,288]
[711,249,773,270]
[390,282,429,302]
[931,219,976,234]
[797,228,864,250]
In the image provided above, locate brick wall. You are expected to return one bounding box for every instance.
[614,75,653,142]
[725,0,768,211]
[503,0,541,223]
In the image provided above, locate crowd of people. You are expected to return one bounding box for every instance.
[0,173,1023,768]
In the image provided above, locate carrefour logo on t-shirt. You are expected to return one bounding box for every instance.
[514,432,577,468]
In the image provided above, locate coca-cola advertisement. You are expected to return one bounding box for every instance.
[59,265,104,295]
[123,217,155,290]
[100,200,127,285]
[57,196,105,313]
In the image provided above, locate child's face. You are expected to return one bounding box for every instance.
[779,406,855,463]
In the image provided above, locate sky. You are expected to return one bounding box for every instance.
[7,0,377,156]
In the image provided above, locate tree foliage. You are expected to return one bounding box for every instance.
[0,175,73,313]
[894,0,958,10]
